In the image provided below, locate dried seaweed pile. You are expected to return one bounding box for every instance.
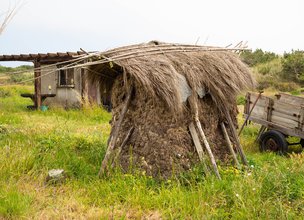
[88,41,254,178]
[111,76,239,177]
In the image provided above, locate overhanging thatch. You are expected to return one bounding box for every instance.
[86,41,255,178]
[89,41,254,114]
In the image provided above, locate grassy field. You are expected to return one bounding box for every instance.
[1,85,304,219]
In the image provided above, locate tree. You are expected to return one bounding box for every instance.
[240,49,278,67]
[281,50,304,83]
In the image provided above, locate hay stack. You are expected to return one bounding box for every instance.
[89,41,254,178]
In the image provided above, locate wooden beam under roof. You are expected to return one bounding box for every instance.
[0,51,86,62]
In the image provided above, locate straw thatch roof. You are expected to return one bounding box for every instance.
[89,41,254,113]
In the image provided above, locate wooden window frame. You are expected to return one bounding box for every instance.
[57,66,75,88]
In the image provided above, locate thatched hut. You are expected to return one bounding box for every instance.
[88,41,254,178]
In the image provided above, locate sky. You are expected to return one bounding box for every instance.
[0,0,303,66]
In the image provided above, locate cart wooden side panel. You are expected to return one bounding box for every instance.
[276,93,304,106]
[244,92,304,139]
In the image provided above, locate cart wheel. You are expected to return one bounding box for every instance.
[259,130,288,154]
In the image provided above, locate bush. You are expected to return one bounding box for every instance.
[281,50,304,83]
[252,58,301,92]
[0,65,34,85]
[256,76,300,92]
[254,58,282,76]
[0,65,33,73]
[240,49,278,67]
[276,82,300,92]
[236,95,246,105]
[9,72,33,84]
[0,66,12,73]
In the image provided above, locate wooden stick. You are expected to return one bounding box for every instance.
[188,94,221,179]
[194,117,221,180]
[189,122,210,175]
[189,122,204,161]
[255,125,267,143]
[98,86,134,176]
[238,91,263,136]
[34,61,41,109]
[67,47,251,70]
[112,126,134,168]
[220,122,241,169]
[224,110,248,166]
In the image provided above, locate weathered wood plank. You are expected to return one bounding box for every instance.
[250,106,265,118]
[189,122,204,161]
[189,123,210,175]
[272,101,301,116]
[277,93,304,106]
[271,115,298,129]
[245,115,304,138]
[272,111,299,123]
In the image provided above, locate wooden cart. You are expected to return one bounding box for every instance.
[244,92,304,153]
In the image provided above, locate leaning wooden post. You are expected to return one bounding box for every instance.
[112,126,134,168]
[189,122,210,175]
[238,91,263,136]
[194,117,221,180]
[220,122,241,169]
[255,125,267,143]
[189,94,221,180]
[224,110,248,166]
[34,60,41,109]
[98,86,134,176]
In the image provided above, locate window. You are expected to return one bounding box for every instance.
[58,66,75,87]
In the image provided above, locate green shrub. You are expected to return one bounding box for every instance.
[0,65,34,85]
[253,58,301,92]
[281,50,304,83]
[236,95,246,105]
[0,65,13,73]
[9,72,33,84]
[276,82,300,92]
[257,65,271,75]
[240,49,278,67]
[0,65,33,73]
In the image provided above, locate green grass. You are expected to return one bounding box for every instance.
[1,85,304,219]
[0,187,32,219]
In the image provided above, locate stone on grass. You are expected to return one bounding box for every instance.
[46,169,66,184]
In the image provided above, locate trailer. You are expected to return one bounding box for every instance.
[244,92,304,153]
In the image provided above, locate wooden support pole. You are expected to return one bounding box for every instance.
[225,110,248,166]
[194,117,221,180]
[98,86,134,176]
[189,122,204,161]
[238,91,263,136]
[220,122,241,169]
[34,60,41,109]
[255,125,267,143]
[112,126,134,168]
[189,122,210,175]
[188,94,221,179]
